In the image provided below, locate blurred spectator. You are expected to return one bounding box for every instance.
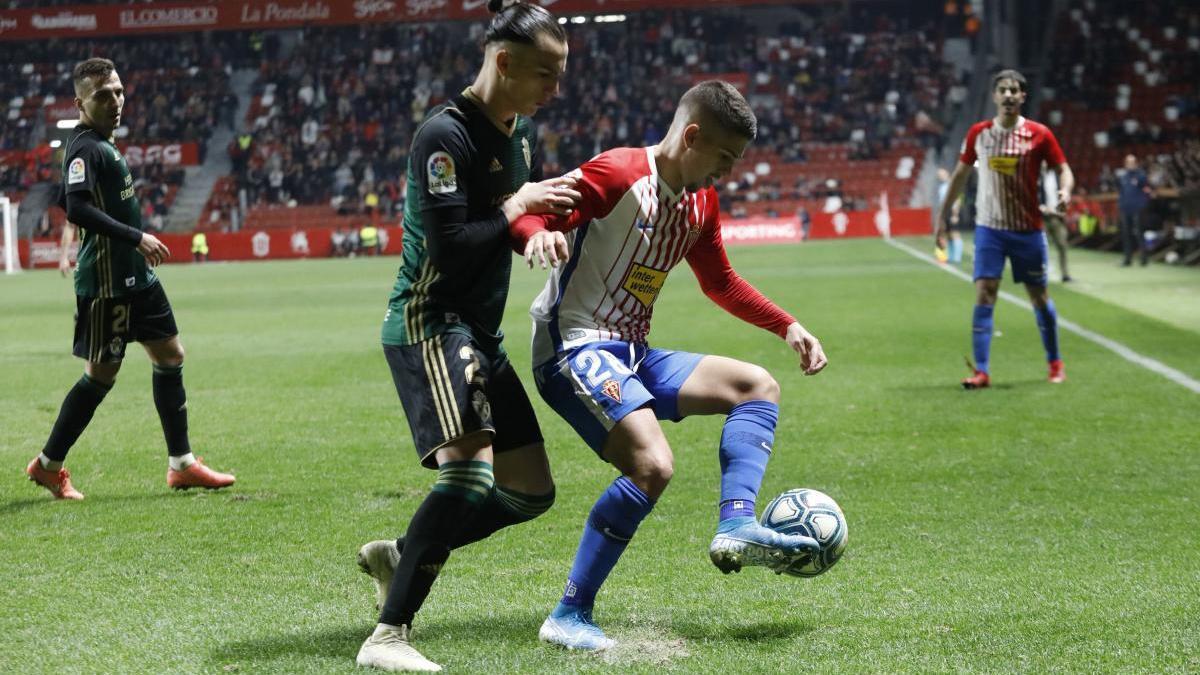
[1117,154,1152,266]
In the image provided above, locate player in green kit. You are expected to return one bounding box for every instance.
[354,2,580,671]
[25,58,235,500]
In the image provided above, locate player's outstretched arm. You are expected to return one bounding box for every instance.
[503,175,580,269]
[502,175,580,224]
[785,321,827,376]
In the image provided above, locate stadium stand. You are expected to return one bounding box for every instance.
[230,5,958,225]
[0,31,245,235]
[1039,1,1200,262]
[1041,2,1200,192]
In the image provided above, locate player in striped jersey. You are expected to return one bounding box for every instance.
[25,58,235,501]
[510,81,827,650]
[935,69,1075,389]
[355,2,581,671]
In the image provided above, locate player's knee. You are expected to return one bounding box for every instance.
[740,366,780,404]
[85,361,120,386]
[630,449,674,498]
[1027,287,1050,308]
[154,344,185,368]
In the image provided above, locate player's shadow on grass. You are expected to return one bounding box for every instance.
[210,615,542,666]
[672,618,813,643]
[890,378,1042,393]
[0,491,180,515]
[211,624,367,665]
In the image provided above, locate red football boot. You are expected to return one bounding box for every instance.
[26,457,84,500]
[1048,359,1066,384]
[167,457,236,490]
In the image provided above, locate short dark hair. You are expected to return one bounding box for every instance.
[991,68,1027,93]
[484,0,566,46]
[73,57,115,95]
[680,80,757,140]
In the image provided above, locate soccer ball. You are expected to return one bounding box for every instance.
[760,488,848,577]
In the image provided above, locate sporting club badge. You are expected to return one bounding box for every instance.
[600,378,622,403]
[427,151,458,194]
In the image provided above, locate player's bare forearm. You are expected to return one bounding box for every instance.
[785,321,828,376]
[934,163,971,247]
[59,222,77,276]
[1055,163,1075,202]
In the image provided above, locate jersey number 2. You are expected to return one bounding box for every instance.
[574,350,631,387]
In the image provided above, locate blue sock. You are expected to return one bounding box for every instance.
[717,400,778,522]
[560,476,654,608]
[972,304,994,374]
[1034,299,1060,362]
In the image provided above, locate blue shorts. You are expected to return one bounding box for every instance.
[974,225,1048,286]
[533,341,704,456]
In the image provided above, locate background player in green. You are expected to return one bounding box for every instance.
[354,2,580,671]
[25,58,235,500]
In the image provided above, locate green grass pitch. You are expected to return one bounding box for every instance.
[2,239,1197,673]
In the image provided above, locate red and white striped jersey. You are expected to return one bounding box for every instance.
[960,116,1067,232]
[510,146,795,365]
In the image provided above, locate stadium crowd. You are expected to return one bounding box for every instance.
[232,5,959,217]
[6,4,958,226]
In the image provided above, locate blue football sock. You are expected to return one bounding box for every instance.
[560,476,654,608]
[717,400,778,522]
[972,304,994,374]
[1034,299,1061,362]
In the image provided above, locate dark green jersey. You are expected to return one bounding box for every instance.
[381,92,541,357]
[62,125,155,298]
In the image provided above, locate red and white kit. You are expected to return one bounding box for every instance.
[511,146,794,365]
[960,116,1067,232]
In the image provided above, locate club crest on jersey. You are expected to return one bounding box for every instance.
[489,157,503,172]
[68,158,86,184]
[600,378,622,403]
[620,263,667,308]
[988,156,1019,176]
[427,151,457,194]
[521,137,531,169]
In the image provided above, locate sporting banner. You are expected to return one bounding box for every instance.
[14,225,404,268]
[0,0,807,41]
[0,143,200,168]
[10,208,932,268]
[720,208,932,244]
[117,142,201,167]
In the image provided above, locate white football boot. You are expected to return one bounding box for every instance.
[357,539,401,609]
[356,623,441,672]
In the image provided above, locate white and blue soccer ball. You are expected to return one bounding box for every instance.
[760,488,847,577]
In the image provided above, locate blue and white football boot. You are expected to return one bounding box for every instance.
[538,602,615,651]
[708,516,821,574]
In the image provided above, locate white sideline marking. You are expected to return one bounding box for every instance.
[884,237,1200,394]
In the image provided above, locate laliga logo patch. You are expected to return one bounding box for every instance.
[108,337,124,355]
[600,378,622,403]
[521,137,531,169]
[68,158,86,185]
[427,151,457,194]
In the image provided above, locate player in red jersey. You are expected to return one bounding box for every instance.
[934,69,1074,388]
